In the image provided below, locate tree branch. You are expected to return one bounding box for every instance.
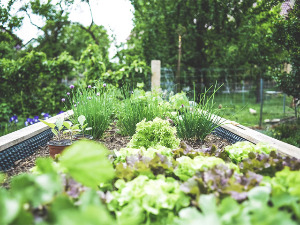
[24,9,43,30]
[86,0,95,29]
[0,25,23,45]
[78,24,99,45]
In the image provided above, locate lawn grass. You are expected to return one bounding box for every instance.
[212,93,295,127]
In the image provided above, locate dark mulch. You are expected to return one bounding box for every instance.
[1,126,231,188]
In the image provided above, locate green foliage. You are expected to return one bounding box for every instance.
[115,154,176,181]
[114,146,173,163]
[117,92,166,136]
[77,115,92,136]
[0,51,75,116]
[59,140,115,189]
[271,120,300,147]
[174,156,238,181]
[127,0,282,74]
[225,141,275,163]
[80,44,107,84]
[272,3,300,99]
[40,117,65,141]
[61,24,111,61]
[102,60,150,88]
[238,150,300,177]
[175,189,298,225]
[0,140,116,224]
[128,117,180,149]
[0,0,23,59]
[0,103,12,123]
[21,0,74,58]
[69,84,115,139]
[169,92,190,110]
[270,167,300,198]
[172,86,223,141]
[107,175,190,225]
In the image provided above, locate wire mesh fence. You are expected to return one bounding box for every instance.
[160,67,297,127]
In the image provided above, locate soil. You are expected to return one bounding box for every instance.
[1,125,231,188]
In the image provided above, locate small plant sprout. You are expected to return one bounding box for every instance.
[78,115,92,137]
[40,117,65,142]
[63,121,80,143]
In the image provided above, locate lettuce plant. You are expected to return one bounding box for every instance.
[128,117,180,149]
[225,141,275,163]
[107,175,190,224]
[174,155,238,181]
[114,146,173,163]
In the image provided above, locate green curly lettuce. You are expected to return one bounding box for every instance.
[174,156,239,181]
[108,175,190,225]
[114,146,173,163]
[128,117,180,149]
[225,141,275,163]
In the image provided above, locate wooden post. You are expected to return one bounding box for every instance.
[151,60,161,90]
[259,78,264,128]
[175,35,182,93]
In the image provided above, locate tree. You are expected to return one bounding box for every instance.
[59,23,110,62]
[0,0,23,59]
[272,1,300,100]
[127,0,284,92]
[21,0,111,61]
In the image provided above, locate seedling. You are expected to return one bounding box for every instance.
[40,117,65,141]
[63,121,81,143]
[77,115,92,137]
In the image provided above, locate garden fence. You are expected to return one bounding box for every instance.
[159,67,297,128]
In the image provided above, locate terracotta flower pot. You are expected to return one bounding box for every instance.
[74,134,93,141]
[48,139,71,159]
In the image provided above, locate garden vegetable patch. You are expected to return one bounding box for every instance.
[1,118,300,225]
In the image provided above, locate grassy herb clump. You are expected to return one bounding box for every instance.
[117,91,166,136]
[69,84,115,139]
[172,85,223,141]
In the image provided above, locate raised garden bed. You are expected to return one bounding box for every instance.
[1,89,300,224]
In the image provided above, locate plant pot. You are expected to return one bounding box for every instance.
[74,134,93,140]
[48,139,72,159]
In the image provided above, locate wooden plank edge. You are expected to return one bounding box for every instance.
[219,118,300,159]
[0,110,74,152]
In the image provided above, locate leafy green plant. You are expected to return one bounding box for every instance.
[174,155,238,181]
[107,175,190,225]
[169,92,190,110]
[114,146,173,163]
[172,85,224,141]
[128,117,180,149]
[115,154,176,181]
[0,140,115,225]
[175,188,298,225]
[271,120,300,147]
[225,141,275,163]
[77,115,92,136]
[238,151,300,176]
[40,117,65,141]
[62,121,80,143]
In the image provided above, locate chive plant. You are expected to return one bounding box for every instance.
[174,84,224,141]
[117,92,166,136]
[68,84,115,139]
